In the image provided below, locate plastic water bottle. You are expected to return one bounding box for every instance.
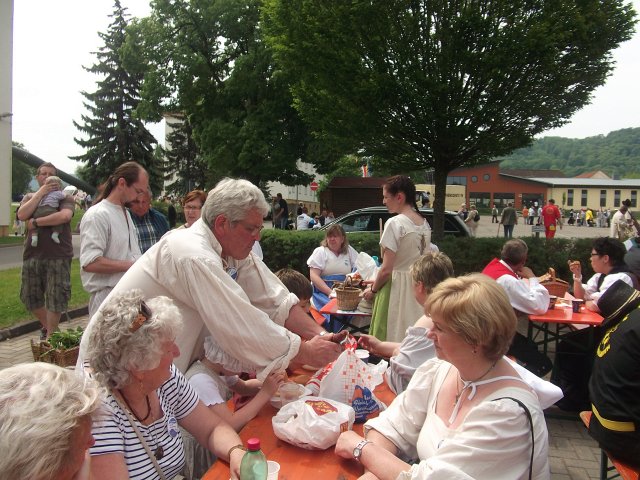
[239,437,267,480]
[372,255,380,267]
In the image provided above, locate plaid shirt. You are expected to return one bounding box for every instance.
[129,208,170,253]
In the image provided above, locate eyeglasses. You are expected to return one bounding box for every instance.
[235,220,264,236]
[130,301,151,332]
[184,205,202,211]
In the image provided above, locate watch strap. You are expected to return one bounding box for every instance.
[353,439,371,461]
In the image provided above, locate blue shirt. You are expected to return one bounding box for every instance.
[130,208,170,253]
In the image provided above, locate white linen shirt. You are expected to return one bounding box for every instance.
[365,359,551,480]
[581,271,634,305]
[79,218,301,380]
[79,199,141,293]
[494,261,549,315]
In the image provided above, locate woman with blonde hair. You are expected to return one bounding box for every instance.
[85,289,244,479]
[0,362,101,480]
[337,274,550,479]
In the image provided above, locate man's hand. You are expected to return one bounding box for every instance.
[295,334,342,368]
[518,266,535,279]
[320,330,348,344]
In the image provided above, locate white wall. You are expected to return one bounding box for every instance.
[0,0,14,233]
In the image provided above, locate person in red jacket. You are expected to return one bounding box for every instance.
[541,199,563,239]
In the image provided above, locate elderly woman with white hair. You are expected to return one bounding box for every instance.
[85,289,244,480]
[0,362,101,480]
[336,274,550,479]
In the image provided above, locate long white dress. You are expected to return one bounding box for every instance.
[370,214,431,342]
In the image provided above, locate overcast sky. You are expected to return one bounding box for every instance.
[11,0,640,177]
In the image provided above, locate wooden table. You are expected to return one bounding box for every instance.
[528,299,603,356]
[320,298,372,334]
[203,376,396,480]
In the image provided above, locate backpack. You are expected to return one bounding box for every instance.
[474,212,480,222]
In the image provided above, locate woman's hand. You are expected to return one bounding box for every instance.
[262,370,286,396]
[229,448,245,479]
[363,286,376,302]
[356,334,381,355]
[568,260,582,277]
[335,430,363,460]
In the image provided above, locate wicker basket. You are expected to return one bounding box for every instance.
[541,279,569,298]
[30,340,80,367]
[335,286,362,311]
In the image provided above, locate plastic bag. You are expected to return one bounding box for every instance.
[355,252,379,281]
[306,337,388,422]
[272,397,355,450]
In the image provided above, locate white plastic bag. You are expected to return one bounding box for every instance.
[355,252,379,281]
[272,397,355,450]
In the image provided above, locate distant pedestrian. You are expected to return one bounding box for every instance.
[491,203,498,223]
[541,199,562,239]
[499,202,518,238]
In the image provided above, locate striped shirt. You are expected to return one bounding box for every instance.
[90,364,199,479]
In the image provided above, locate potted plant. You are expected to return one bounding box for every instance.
[31,327,83,367]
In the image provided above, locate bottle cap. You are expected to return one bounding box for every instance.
[247,437,261,451]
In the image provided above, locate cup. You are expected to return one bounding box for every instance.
[572,299,584,313]
[355,349,370,363]
[278,382,300,407]
[267,460,280,480]
[548,295,557,310]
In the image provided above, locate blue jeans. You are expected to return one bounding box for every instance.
[503,224,514,238]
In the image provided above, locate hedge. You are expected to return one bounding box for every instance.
[260,229,596,283]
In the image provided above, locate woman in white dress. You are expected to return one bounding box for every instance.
[307,224,358,328]
[336,274,550,480]
[363,175,431,342]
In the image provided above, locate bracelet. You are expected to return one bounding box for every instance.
[573,275,582,281]
[227,444,246,459]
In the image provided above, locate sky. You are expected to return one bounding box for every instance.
[10,0,640,178]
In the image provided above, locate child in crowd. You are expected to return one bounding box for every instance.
[30,175,67,246]
[275,267,313,314]
[182,338,285,480]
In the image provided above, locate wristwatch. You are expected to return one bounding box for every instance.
[353,439,371,462]
[32,218,38,228]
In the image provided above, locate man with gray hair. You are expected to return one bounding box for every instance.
[79,178,343,379]
[482,239,550,319]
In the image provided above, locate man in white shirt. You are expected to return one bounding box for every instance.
[610,199,636,240]
[79,178,343,379]
[482,239,550,324]
[79,162,148,318]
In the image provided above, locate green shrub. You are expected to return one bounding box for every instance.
[261,232,596,283]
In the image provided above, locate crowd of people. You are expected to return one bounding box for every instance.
[5,163,640,479]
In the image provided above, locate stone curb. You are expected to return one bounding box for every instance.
[0,305,89,342]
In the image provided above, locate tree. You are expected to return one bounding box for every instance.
[263,0,636,238]
[72,0,159,188]
[11,141,34,199]
[163,115,210,194]
[127,0,333,187]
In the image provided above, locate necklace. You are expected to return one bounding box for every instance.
[453,361,497,407]
[118,391,163,460]
[118,390,151,422]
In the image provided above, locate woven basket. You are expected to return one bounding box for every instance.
[541,279,569,298]
[335,286,362,311]
[30,340,79,367]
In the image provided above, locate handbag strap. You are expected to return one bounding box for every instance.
[493,396,534,480]
[112,392,168,480]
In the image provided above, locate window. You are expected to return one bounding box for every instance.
[483,174,490,181]
[493,193,515,209]
[632,191,638,208]
[581,190,587,207]
[567,189,573,207]
[614,190,621,207]
[522,194,541,207]
[469,192,490,208]
[471,176,478,183]
[447,176,467,186]
[600,190,607,207]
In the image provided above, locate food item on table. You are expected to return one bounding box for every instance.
[567,259,581,268]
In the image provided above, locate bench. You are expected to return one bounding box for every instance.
[579,411,639,480]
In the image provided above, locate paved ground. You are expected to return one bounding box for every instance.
[0,314,606,479]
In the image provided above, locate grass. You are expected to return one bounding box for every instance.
[0,258,89,330]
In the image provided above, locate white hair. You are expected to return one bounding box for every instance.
[201,178,270,226]
[86,289,183,389]
[0,363,101,479]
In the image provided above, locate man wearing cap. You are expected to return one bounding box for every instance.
[609,199,635,240]
[541,199,562,239]
[587,279,640,468]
